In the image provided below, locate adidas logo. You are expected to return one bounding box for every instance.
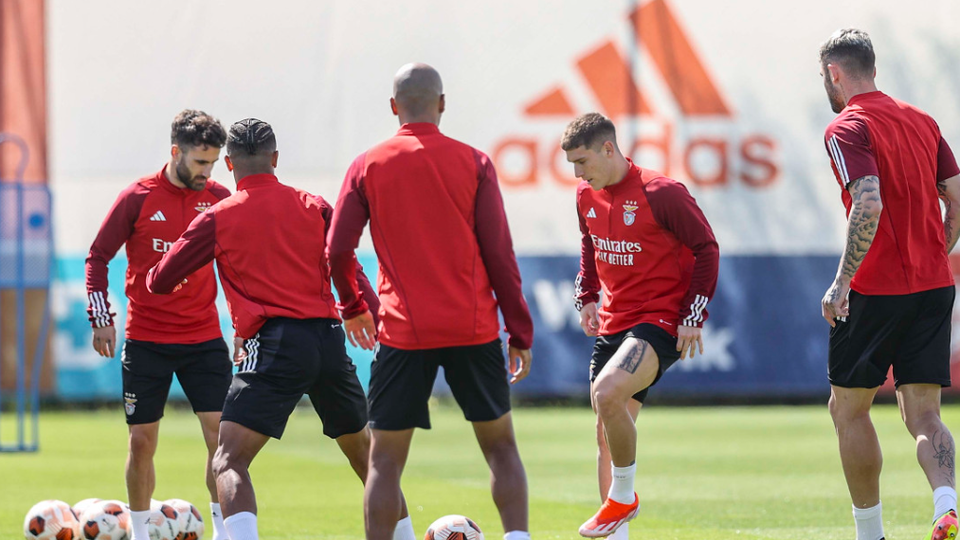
[490,0,779,190]
[586,208,597,219]
[149,211,167,222]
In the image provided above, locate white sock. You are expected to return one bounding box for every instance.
[852,502,884,540]
[504,531,530,540]
[224,511,259,540]
[607,463,636,504]
[609,522,629,540]
[210,503,229,540]
[934,486,958,522]
[128,510,150,540]
[393,516,416,540]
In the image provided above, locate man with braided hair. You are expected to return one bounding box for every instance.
[147,118,414,540]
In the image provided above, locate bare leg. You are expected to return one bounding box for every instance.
[365,428,415,540]
[829,385,882,508]
[593,338,660,467]
[212,421,270,518]
[898,384,956,490]
[596,399,642,501]
[197,411,222,502]
[337,426,410,519]
[473,412,528,532]
[126,421,160,511]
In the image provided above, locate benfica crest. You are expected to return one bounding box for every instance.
[195,201,212,213]
[124,395,138,416]
[623,202,638,226]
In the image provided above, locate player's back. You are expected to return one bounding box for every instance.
[211,173,338,336]
[361,123,500,348]
[829,91,952,294]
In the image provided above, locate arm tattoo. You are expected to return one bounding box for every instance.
[939,179,960,253]
[932,430,956,484]
[616,340,649,374]
[838,175,882,281]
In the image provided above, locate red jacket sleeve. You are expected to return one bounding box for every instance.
[574,185,601,311]
[145,211,217,294]
[937,136,960,182]
[473,150,534,350]
[319,194,380,327]
[646,178,720,328]
[825,115,879,189]
[84,183,148,328]
[327,153,373,320]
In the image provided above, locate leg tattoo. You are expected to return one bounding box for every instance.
[933,430,956,484]
[616,340,649,375]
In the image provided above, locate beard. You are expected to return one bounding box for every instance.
[825,80,845,114]
[175,159,207,191]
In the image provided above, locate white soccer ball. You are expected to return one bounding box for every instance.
[24,500,80,540]
[145,504,180,540]
[424,515,484,540]
[79,499,129,540]
[71,500,101,521]
[163,499,204,540]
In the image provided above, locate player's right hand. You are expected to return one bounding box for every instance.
[344,311,377,350]
[507,346,532,384]
[92,325,116,358]
[580,302,600,337]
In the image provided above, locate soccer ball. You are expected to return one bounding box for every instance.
[424,515,484,540]
[80,500,129,540]
[163,499,204,540]
[145,504,180,540]
[24,500,80,540]
[71,500,101,521]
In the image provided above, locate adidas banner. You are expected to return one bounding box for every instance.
[48,0,960,400]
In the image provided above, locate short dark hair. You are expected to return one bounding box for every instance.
[170,109,227,149]
[561,113,617,151]
[226,118,277,157]
[819,28,875,79]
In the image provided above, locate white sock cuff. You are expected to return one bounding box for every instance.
[852,501,882,519]
[503,531,531,540]
[129,509,150,518]
[210,502,222,513]
[393,516,416,540]
[612,463,637,477]
[224,511,257,527]
[934,486,957,500]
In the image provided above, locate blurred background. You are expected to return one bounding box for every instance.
[3,0,960,409]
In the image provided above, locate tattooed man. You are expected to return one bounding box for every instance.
[563,112,719,538]
[820,28,960,540]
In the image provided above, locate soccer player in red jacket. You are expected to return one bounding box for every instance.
[327,63,534,540]
[146,118,414,540]
[563,113,719,538]
[85,109,232,540]
[819,29,960,540]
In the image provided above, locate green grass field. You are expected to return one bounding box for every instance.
[1,403,954,539]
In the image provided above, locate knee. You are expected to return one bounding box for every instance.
[128,429,157,460]
[211,446,244,479]
[593,382,622,418]
[828,394,869,428]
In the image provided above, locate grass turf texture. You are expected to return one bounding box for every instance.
[2,403,955,539]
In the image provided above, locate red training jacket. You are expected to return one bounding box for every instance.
[327,122,534,350]
[575,160,719,337]
[85,166,229,344]
[145,174,377,339]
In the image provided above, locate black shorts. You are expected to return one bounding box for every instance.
[121,337,232,425]
[368,339,511,430]
[829,286,955,388]
[221,318,367,440]
[590,323,682,403]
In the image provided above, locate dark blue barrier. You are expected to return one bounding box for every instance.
[512,255,839,399]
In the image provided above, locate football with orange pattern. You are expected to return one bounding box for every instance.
[424,515,484,540]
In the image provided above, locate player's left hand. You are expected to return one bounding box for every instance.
[233,336,246,365]
[676,325,703,360]
[507,346,532,384]
[344,311,377,350]
[172,278,188,293]
[821,279,850,328]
